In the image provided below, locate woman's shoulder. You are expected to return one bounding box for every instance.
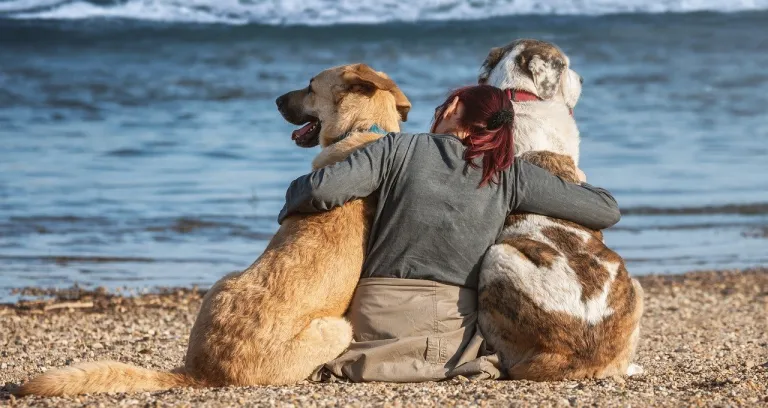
[387,132,464,145]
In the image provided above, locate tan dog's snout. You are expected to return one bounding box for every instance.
[276,89,313,125]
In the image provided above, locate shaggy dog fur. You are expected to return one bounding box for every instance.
[477,39,644,381]
[16,64,411,396]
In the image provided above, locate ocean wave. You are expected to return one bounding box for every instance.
[1,0,767,25]
[622,203,768,216]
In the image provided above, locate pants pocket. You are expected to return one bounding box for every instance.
[426,336,446,364]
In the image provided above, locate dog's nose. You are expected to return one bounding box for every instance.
[276,94,290,112]
[579,75,584,84]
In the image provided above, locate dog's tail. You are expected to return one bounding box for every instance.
[15,361,203,397]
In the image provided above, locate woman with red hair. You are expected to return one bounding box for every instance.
[279,85,620,382]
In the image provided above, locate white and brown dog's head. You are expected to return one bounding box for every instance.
[276,64,410,149]
[478,39,582,109]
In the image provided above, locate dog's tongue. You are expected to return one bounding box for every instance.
[292,122,315,141]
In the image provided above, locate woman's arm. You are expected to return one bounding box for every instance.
[512,160,621,230]
[277,133,398,224]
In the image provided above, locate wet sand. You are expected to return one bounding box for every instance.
[2,268,767,407]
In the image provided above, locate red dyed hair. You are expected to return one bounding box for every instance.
[431,85,515,187]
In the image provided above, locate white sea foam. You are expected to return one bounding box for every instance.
[2,0,768,25]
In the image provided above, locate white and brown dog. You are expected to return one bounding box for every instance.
[477,39,644,380]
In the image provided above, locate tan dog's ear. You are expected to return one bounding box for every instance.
[342,64,411,122]
[521,53,566,100]
[342,64,395,94]
[478,47,505,84]
[389,86,411,122]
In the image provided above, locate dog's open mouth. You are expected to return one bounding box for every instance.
[291,119,321,148]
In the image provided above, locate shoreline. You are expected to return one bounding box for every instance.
[2,268,767,407]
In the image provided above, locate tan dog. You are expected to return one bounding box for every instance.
[476,39,644,380]
[16,64,410,396]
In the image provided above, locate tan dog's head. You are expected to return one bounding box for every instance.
[276,64,411,148]
[478,39,582,109]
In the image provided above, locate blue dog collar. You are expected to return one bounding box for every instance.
[337,124,388,142]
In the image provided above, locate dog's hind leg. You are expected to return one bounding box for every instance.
[271,317,353,384]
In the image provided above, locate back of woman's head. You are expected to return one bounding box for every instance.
[431,85,515,187]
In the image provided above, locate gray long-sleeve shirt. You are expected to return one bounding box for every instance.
[279,132,620,289]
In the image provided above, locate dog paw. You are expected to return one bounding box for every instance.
[626,363,644,376]
[313,317,353,345]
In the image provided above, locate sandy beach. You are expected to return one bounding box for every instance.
[0,268,765,407]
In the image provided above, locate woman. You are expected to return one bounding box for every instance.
[279,85,621,382]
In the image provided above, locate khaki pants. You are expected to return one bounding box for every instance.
[310,278,501,382]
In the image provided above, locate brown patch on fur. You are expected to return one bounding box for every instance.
[550,217,604,241]
[585,236,623,265]
[540,225,582,252]
[17,65,407,396]
[518,43,566,100]
[501,237,558,268]
[540,226,609,301]
[478,39,568,100]
[569,254,611,301]
[519,151,580,183]
[504,213,528,228]
[478,46,508,84]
